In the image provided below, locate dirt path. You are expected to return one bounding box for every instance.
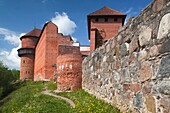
[41,90,75,108]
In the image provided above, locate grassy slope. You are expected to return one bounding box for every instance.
[0,81,120,113]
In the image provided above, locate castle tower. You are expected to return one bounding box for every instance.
[18,28,41,80]
[87,6,126,50]
[56,45,82,91]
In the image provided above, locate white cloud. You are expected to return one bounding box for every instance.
[0,44,21,69]
[0,28,20,45]
[0,27,24,69]
[51,12,77,35]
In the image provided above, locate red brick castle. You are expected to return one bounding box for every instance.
[18,6,126,91]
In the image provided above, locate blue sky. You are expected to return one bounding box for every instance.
[0,0,152,69]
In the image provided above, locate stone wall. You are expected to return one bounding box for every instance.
[82,0,170,112]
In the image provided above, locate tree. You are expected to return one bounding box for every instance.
[0,61,20,99]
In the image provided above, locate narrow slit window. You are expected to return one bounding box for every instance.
[105,18,108,22]
[95,18,99,22]
[114,17,118,22]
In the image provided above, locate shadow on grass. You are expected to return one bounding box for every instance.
[0,80,32,107]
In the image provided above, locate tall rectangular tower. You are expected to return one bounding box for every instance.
[87,6,126,50]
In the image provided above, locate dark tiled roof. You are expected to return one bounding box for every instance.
[88,6,125,16]
[23,28,41,37]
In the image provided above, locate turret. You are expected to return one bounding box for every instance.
[18,28,41,80]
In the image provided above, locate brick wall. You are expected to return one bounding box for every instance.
[90,17,123,40]
[89,17,123,51]
[20,54,34,80]
[34,26,47,81]
[34,22,74,81]
[58,45,80,55]
[57,53,82,91]
[21,37,39,48]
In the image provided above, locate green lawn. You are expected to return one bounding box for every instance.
[0,81,120,113]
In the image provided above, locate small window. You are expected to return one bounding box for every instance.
[105,18,108,22]
[23,60,25,63]
[25,71,27,74]
[114,17,118,22]
[95,18,99,22]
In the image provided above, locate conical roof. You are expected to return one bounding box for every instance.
[23,28,41,37]
[88,6,125,16]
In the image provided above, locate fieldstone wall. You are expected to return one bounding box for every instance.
[82,0,170,113]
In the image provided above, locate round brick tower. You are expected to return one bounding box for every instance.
[18,28,41,80]
[56,54,82,91]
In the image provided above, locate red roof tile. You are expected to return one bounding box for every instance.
[24,28,41,37]
[88,6,125,16]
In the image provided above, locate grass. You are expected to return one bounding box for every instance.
[0,81,121,113]
[58,90,120,113]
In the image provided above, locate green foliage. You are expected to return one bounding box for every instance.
[0,61,20,99]
[0,81,121,113]
[11,69,20,80]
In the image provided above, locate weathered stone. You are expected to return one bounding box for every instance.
[159,39,170,54]
[157,13,170,39]
[112,48,116,55]
[120,43,127,57]
[113,71,120,83]
[129,37,138,53]
[102,45,106,53]
[111,38,117,48]
[133,92,143,108]
[138,49,148,61]
[125,43,129,52]
[89,59,93,67]
[123,84,130,91]
[156,80,170,95]
[103,56,107,62]
[129,54,136,64]
[142,82,151,95]
[117,34,123,44]
[152,0,165,13]
[124,34,131,43]
[112,96,117,107]
[119,106,128,112]
[158,55,170,78]
[145,95,156,113]
[106,43,110,53]
[139,27,152,47]
[121,56,128,68]
[160,97,170,113]
[130,84,141,92]
[149,45,160,57]
[121,68,130,83]
[139,61,153,82]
